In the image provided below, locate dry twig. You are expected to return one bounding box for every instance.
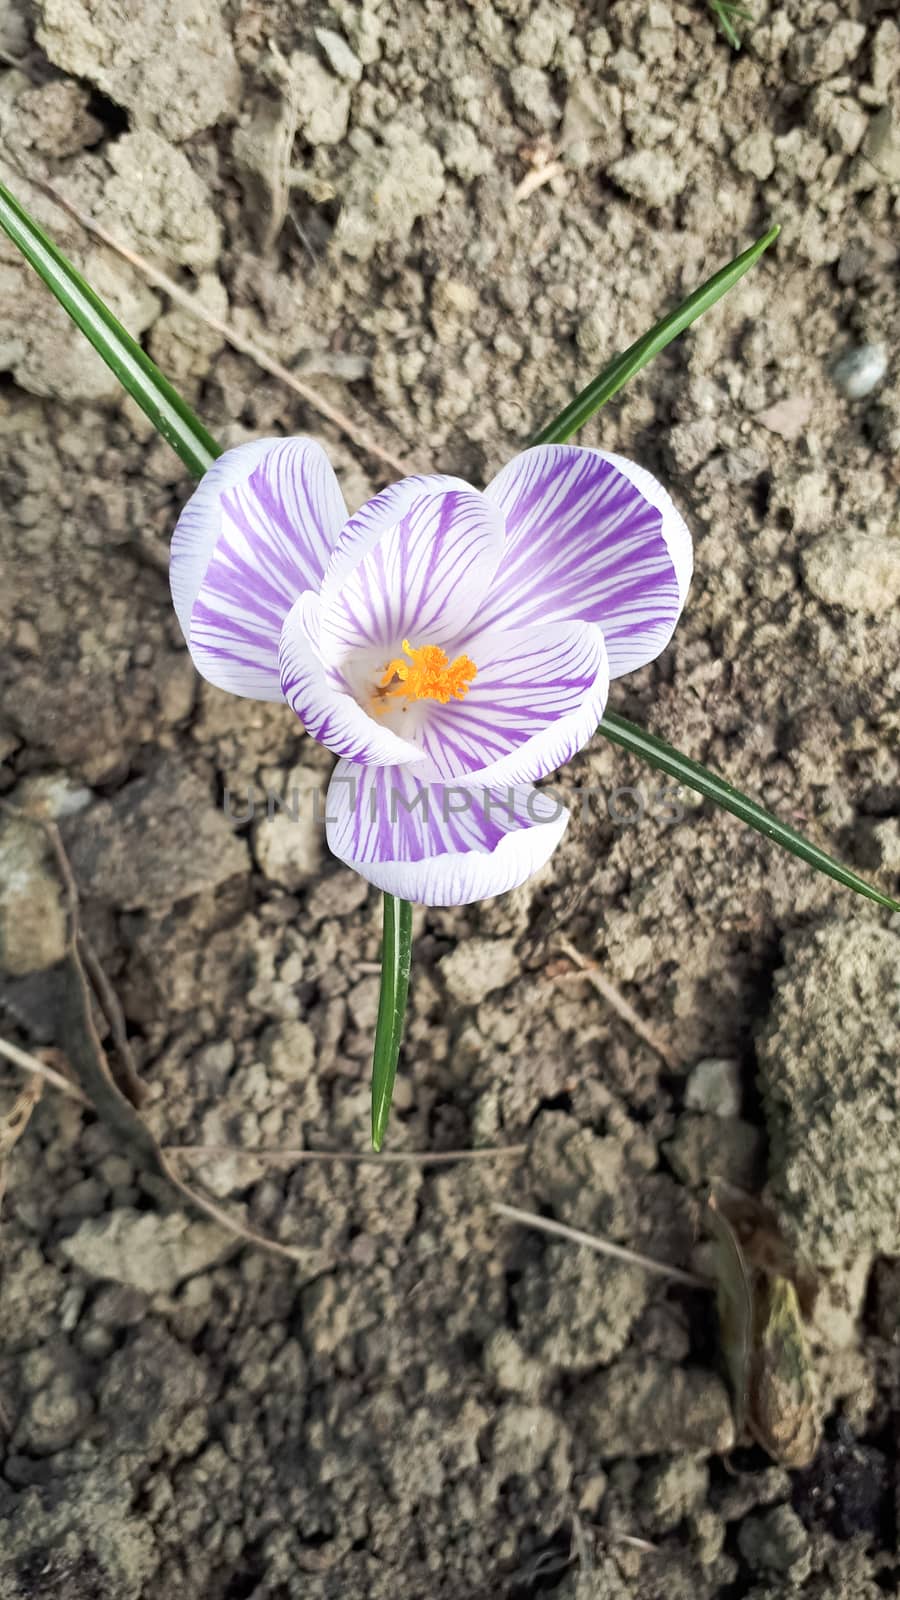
[166,1143,529,1168]
[0,1037,88,1104]
[0,1079,43,1210]
[555,935,680,1072]
[492,1200,709,1290]
[28,174,416,481]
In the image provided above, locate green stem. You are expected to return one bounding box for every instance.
[371,894,414,1151]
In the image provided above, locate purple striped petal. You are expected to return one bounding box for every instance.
[279,592,424,766]
[479,445,692,679]
[318,475,505,656]
[170,437,347,699]
[416,620,609,785]
[325,758,570,906]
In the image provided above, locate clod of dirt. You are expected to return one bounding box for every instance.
[639,1456,709,1534]
[99,130,222,272]
[64,759,250,911]
[440,935,518,1004]
[0,1467,159,1599]
[0,159,159,402]
[35,0,240,142]
[147,272,229,394]
[573,1357,735,1458]
[251,763,327,890]
[786,20,866,85]
[513,1243,649,1370]
[861,107,900,184]
[291,49,353,146]
[738,1505,813,1582]
[332,127,445,260]
[663,1112,763,1190]
[12,1348,92,1456]
[96,1323,210,1454]
[15,80,104,158]
[758,920,900,1267]
[609,147,686,207]
[59,1208,234,1293]
[802,532,900,616]
[489,1404,571,1491]
[0,814,68,975]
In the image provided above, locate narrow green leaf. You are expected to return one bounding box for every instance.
[599,710,900,915]
[708,0,754,51]
[370,226,784,1147]
[371,894,413,1151]
[532,225,779,447]
[0,179,219,478]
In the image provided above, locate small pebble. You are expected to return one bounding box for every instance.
[685,1057,742,1119]
[831,344,888,400]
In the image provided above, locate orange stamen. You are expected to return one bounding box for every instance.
[378,638,477,706]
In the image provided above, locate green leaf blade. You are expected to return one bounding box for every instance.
[532,225,779,447]
[371,894,413,1151]
[599,711,900,915]
[0,180,219,478]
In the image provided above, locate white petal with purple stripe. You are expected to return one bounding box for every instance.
[170,436,347,699]
[318,476,506,656]
[480,444,692,678]
[279,592,424,767]
[416,620,609,786]
[325,758,570,905]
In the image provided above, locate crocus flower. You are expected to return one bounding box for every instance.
[171,439,691,905]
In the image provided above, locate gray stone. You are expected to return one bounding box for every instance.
[831,343,888,400]
[315,25,363,83]
[0,163,159,402]
[685,1057,742,1118]
[261,1018,317,1084]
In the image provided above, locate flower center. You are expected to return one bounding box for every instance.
[376,638,477,707]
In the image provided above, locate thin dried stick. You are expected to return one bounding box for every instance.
[0,1037,89,1105]
[0,1080,43,1207]
[0,807,317,1264]
[31,175,416,480]
[514,161,565,202]
[166,1142,529,1167]
[492,1200,709,1290]
[604,1532,661,1555]
[77,939,145,1108]
[555,935,679,1072]
[0,802,142,1107]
